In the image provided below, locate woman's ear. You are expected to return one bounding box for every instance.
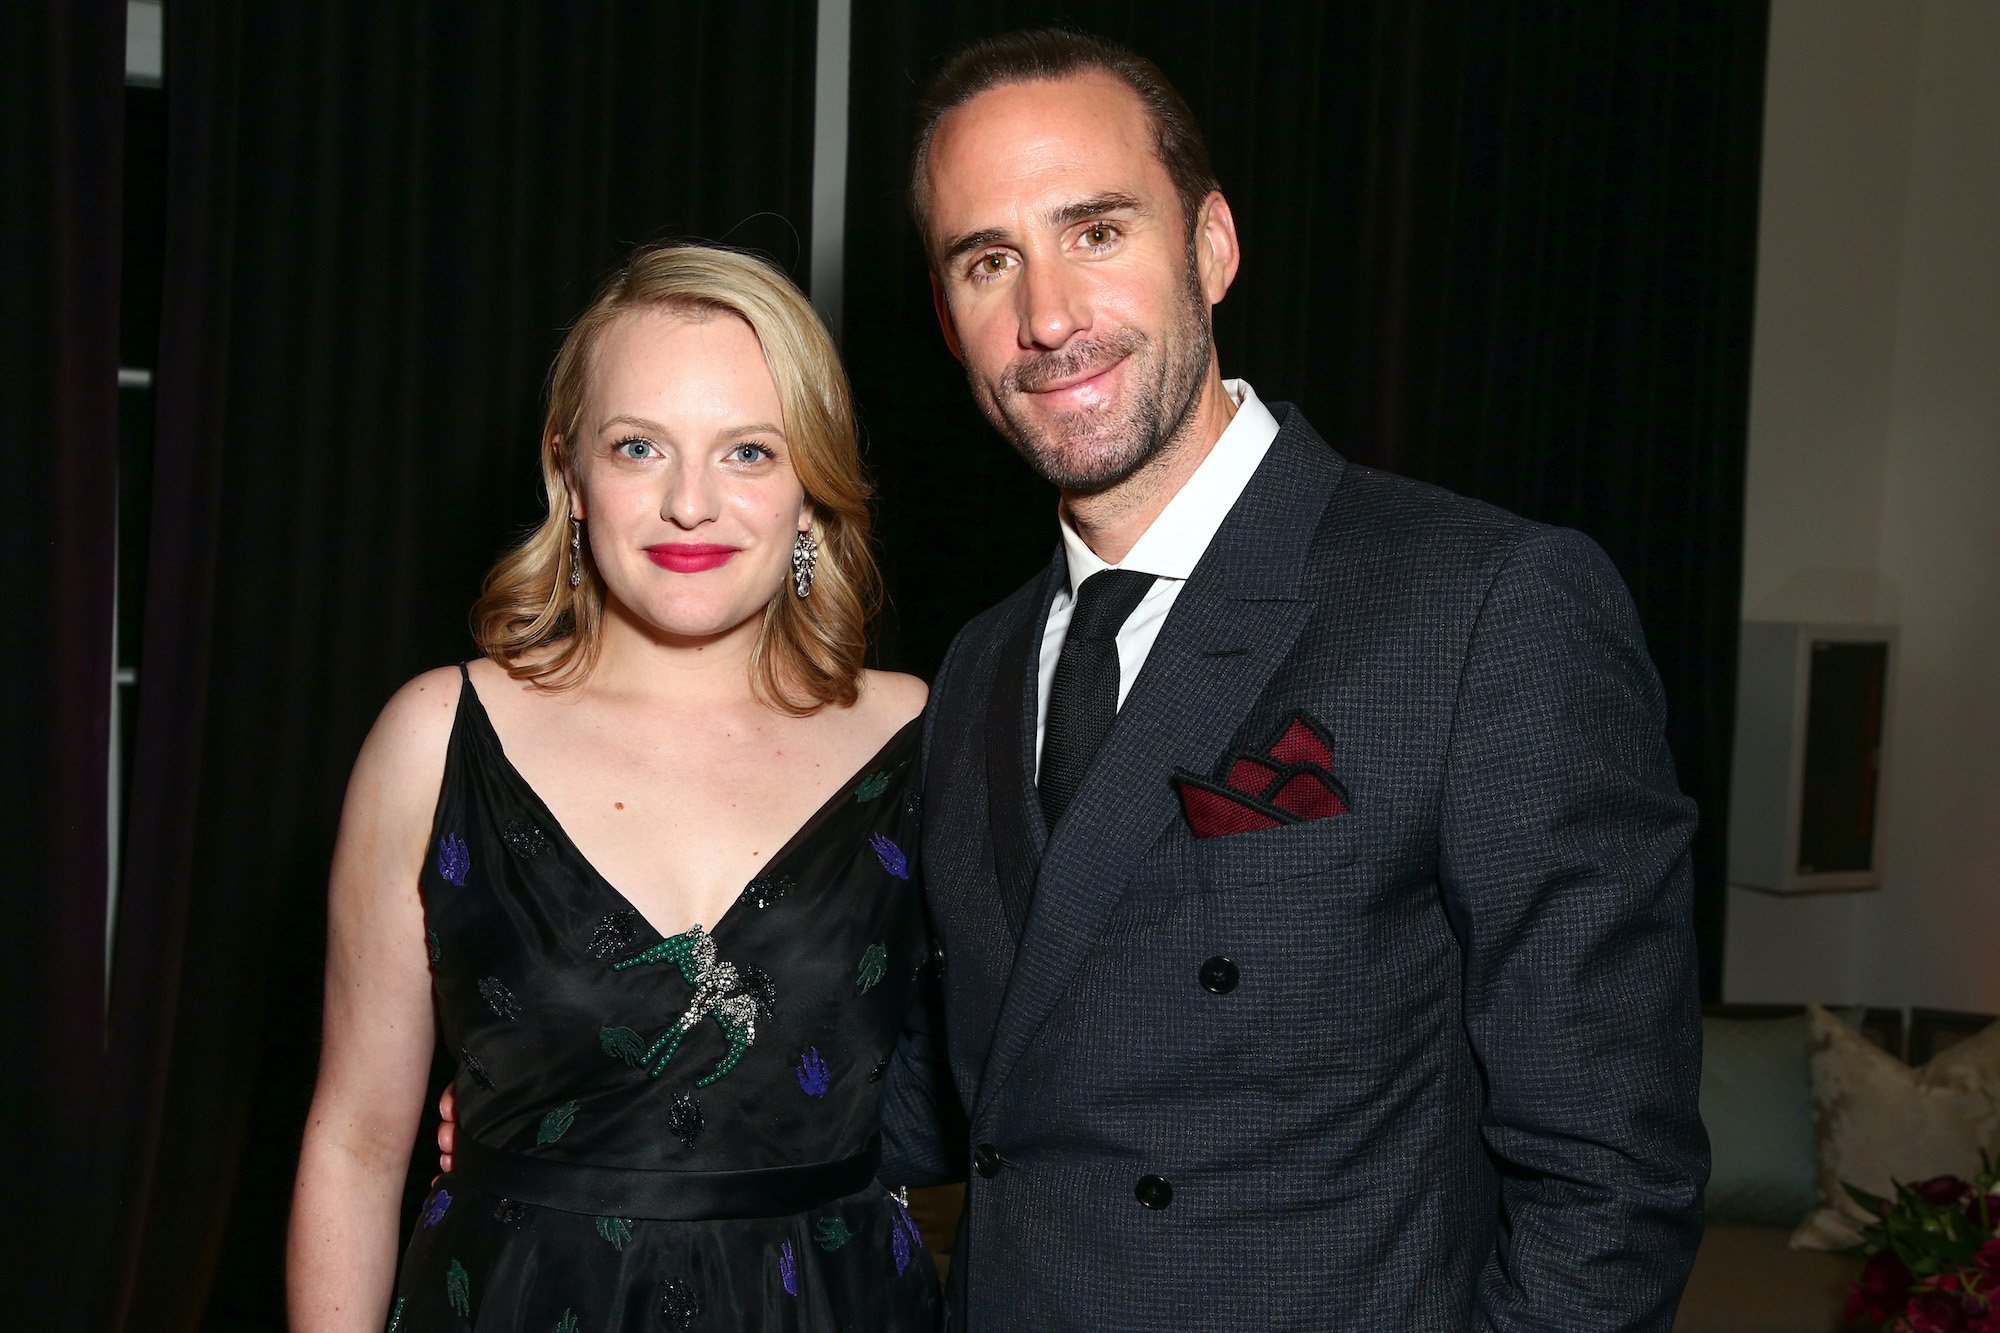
[557,436,584,521]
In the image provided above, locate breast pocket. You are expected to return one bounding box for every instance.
[1186,813,1363,886]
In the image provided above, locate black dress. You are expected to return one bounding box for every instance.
[391,666,939,1331]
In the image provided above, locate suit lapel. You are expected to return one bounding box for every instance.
[984,561,1060,939]
[973,412,1345,1121]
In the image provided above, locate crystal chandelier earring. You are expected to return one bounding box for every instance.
[792,531,818,598]
[569,518,583,588]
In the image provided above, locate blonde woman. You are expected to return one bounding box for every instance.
[289,246,939,1330]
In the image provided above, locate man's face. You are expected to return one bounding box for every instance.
[923,72,1233,494]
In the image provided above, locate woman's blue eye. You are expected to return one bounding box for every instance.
[615,437,653,459]
[731,442,773,463]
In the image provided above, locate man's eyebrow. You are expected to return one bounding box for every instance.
[939,226,1010,268]
[936,193,1149,270]
[1045,192,1145,230]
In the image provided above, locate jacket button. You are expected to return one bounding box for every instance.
[1135,1174,1173,1209]
[973,1143,1001,1178]
[1198,956,1239,994]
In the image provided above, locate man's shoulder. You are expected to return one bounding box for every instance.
[1267,402,1541,549]
[1262,410,1544,588]
[1327,458,1542,548]
[1305,450,1626,618]
[931,561,1054,689]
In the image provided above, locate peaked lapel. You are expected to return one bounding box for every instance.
[973,412,1346,1121]
[984,560,1061,939]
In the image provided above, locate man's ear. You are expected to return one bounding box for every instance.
[929,271,965,364]
[1194,191,1241,308]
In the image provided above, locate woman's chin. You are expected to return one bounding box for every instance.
[604,589,775,651]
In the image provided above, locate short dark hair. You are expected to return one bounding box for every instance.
[909,28,1220,262]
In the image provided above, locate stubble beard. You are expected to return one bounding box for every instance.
[971,258,1214,496]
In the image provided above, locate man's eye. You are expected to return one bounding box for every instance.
[976,253,1012,275]
[1082,224,1115,247]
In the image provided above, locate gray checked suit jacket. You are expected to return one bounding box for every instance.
[879,406,1708,1330]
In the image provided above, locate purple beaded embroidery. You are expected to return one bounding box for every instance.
[868,833,909,880]
[892,1194,923,1275]
[795,1047,832,1097]
[437,833,470,886]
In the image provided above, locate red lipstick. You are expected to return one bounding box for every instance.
[644,543,738,573]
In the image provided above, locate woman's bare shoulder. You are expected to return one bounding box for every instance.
[350,664,465,801]
[858,669,928,730]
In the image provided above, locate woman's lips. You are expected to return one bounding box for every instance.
[645,544,738,572]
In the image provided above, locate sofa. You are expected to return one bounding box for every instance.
[1673,1004,1999,1333]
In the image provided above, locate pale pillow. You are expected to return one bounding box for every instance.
[1790,1003,2000,1251]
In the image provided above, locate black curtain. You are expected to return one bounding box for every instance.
[100,6,820,1326]
[0,1,124,1325]
[847,2,1766,997]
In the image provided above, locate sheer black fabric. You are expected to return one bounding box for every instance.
[394,669,938,1330]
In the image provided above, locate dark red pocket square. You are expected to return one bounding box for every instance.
[1173,713,1349,839]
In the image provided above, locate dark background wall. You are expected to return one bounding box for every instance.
[848,0,1763,998]
[10,3,1765,1326]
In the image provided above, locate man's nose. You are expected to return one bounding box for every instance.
[1016,259,1087,350]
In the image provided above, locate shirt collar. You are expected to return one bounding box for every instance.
[1060,379,1280,594]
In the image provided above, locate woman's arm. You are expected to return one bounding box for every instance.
[287,669,459,1331]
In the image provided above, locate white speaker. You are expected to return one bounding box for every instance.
[1727,621,1895,893]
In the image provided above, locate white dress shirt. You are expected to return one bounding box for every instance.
[1034,379,1280,775]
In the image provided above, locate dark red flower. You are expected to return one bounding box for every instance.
[1917,1176,1973,1206]
[1976,1239,2000,1273]
[1906,1290,1969,1332]
[1849,1250,1913,1323]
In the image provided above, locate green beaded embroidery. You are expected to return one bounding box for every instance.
[595,1216,633,1251]
[814,1216,854,1251]
[385,1295,405,1332]
[854,770,891,802]
[609,925,760,1086]
[536,1100,578,1144]
[553,1311,578,1333]
[855,942,888,993]
[446,1259,471,1318]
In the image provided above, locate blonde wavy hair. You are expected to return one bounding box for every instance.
[473,244,879,714]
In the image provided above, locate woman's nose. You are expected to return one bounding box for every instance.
[662,462,720,527]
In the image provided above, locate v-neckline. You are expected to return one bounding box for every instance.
[458,674,918,947]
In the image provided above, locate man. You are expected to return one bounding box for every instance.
[874,28,1708,1330]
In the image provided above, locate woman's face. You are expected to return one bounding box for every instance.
[570,307,810,647]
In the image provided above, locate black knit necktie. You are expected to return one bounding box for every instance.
[1039,569,1157,828]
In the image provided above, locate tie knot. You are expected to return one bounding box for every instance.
[1068,569,1156,642]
